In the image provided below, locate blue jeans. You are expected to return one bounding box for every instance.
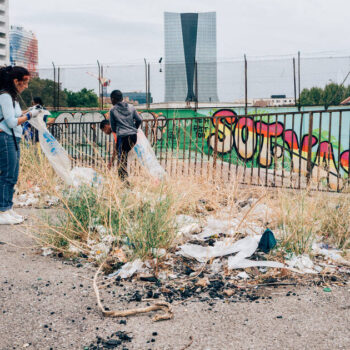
[0,132,21,211]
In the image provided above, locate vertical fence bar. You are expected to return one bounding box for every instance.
[176,119,181,176]
[229,117,234,181]
[328,112,333,190]
[257,114,262,186]
[201,117,205,177]
[290,113,295,187]
[298,113,304,189]
[165,117,169,172]
[159,119,164,165]
[213,120,219,179]
[194,118,199,176]
[306,112,314,186]
[317,112,323,191]
[265,114,270,186]
[188,119,193,175]
[273,114,278,186]
[182,119,187,174]
[243,115,248,183]
[337,111,342,192]
[144,59,148,108]
[281,114,287,187]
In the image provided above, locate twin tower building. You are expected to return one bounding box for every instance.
[164,12,219,103]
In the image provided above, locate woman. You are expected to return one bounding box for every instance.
[0,66,41,225]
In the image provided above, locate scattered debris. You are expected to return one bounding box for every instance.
[41,247,53,256]
[258,229,277,253]
[286,254,317,274]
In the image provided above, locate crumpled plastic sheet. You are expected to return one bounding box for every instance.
[312,242,350,266]
[177,234,285,269]
[109,259,146,279]
[285,254,317,274]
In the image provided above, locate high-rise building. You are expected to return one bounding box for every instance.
[10,26,38,74]
[164,12,218,102]
[0,0,9,65]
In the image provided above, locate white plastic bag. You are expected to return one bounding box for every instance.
[132,129,166,180]
[29,111,102,187]
[29,110,73,184]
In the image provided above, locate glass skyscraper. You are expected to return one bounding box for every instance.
[9,26,38,74]
[164,12,219,102]
[0,0,9,65]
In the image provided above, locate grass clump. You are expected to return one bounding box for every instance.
[274,189,350,254]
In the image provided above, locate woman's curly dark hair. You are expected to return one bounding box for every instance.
[0,66,30,102]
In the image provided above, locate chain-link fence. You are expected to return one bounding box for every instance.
[36,54,350,108]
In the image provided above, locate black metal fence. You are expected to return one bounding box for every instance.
[48,107,350,192]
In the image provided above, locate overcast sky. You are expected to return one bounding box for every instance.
[10,0,350,68]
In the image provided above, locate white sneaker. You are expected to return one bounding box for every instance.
[0,211,24,225]
[8,209,26,221]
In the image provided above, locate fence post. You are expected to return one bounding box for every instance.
[101,65,104,109]
[306,112,314,185]
[244,54,248,115]
[57,67,60,111]
[52,62,56,111]
[298,51,301,111]
[293,57,297,107]
[97,60,102,110]
[195,60,198,112]
[144,59,148,108]
[147,63,151,109]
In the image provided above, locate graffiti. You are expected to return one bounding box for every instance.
[140,111,167,145]
[206,109,349,190]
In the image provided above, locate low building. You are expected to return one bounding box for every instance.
[234,95,295,107]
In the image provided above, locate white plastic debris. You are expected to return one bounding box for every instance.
[178,234,286,270]
[44,195,59,206]
[68,245,82,254]
[14,193,39,207]
[116,259,145,279]
[286,254,317,274]
[132,129,166,180]
[237,271,250,279]
[210,259,222,274]
[41,247,53,256]
[177,237,250,263]
[70,167,103,188]
[151,248,167,257]
[89,242,110,258]
[312,242,350,266]
[228,258,285,269]
[197,216,238,240]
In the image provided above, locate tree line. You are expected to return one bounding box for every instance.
[20,77,99,108]
[299,83,350,108]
